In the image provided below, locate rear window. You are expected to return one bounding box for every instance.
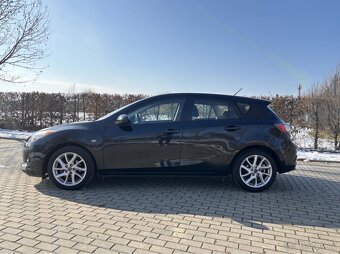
[236,102,277,120]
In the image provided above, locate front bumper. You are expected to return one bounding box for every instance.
[21,162,41,177]
[22,142,43,177]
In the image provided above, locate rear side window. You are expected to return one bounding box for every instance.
[192,100,239,120]
[237,103,251,114]
[237,102,277,120]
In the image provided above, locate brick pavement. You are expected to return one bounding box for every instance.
[0,139,339,253]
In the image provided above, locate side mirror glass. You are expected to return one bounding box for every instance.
[116,114,129,125]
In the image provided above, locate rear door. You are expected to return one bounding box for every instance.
[180,96,245,172]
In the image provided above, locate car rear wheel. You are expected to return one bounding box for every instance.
[232,149,277,192]
[47,146,95,190]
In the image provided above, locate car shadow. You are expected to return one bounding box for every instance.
[35,172,340,230]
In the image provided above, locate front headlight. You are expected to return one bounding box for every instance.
[30,130,56,142]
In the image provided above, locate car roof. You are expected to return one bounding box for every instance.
[152,93,271,105]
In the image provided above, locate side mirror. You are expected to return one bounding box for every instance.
[116,114,130,125]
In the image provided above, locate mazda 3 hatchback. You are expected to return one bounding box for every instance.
[22,93,297,192]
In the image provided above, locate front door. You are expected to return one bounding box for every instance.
[102,98,185,172]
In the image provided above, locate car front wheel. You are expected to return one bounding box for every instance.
[232,149,277,192]
[47,146,95,190]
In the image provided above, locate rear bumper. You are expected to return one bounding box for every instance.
[279,164,296,174]
[278,137,297,174]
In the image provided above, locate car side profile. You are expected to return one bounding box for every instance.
[22,93,297,192]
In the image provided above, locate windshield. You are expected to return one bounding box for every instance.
[96,97,147,121]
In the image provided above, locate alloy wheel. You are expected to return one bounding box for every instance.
[239,154,273,188]
[52,152,87,187]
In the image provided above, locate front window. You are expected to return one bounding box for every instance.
[128,100,184,124]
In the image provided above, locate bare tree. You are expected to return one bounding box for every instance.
[305,84,324,149]
[323,66,340,150]
[0,0,50,83]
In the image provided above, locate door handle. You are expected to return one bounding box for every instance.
[163,129,180,135]
[224,125,241,132]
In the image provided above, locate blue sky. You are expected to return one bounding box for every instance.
[1,0,339,96]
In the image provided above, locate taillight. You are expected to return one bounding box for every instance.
[275,123,290,133]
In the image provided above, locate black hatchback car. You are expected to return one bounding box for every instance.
[22,93,296,192]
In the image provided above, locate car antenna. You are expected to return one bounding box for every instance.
[233,88,242,96]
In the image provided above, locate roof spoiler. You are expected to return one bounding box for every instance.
[260,99,271,106]
[250,97,271,106]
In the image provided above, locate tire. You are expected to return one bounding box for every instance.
[232,149,277,192]
[47,146,95,190]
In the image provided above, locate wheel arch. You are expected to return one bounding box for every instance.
[230,145,283,171]
[42,143,98,179]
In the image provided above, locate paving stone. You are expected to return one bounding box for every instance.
[0,240,20,251]
[16,245,40,254]
[0,140,339,254]
[34,242,58,252]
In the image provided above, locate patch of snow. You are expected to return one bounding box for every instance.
[291,127,334,150]
[0,129,31,140]
[297,150,340,162]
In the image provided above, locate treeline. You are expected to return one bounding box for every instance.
[0,66,339,150]
[0,92,145,131]
[0,91,305,131]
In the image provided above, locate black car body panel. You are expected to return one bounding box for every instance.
[102,121,183,170]
[22,93,297,179]
[180,118,245,173]
[23,121,106,177]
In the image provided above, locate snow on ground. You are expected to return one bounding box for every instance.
[291,127,340,161]
[0,129,31,140]
[297,150,340,162]
[291,127,335,150]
